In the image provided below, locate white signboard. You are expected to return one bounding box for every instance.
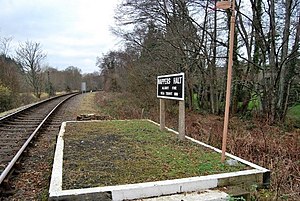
[81,82,86,92]
[157,73,184,100]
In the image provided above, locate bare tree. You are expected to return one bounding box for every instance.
[15,41,46,98]
[236,0,300,121]
[108,0,299,121]
[63,66,82,92]
[0,36,13,57]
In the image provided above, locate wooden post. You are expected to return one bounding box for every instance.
[160,99,166,131]
[178,100,185,140]
[221,0,236,163]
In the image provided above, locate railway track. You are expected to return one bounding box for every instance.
[0,93,77,189]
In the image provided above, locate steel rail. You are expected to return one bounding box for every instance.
[0,93,76,122]
[0,94,76,185]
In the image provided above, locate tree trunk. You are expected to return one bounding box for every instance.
[277,0,292,120]
[209,2,218,114]
[267,0,277,122]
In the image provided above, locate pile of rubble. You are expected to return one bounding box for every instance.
[76,114,113,121]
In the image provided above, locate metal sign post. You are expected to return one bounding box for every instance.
[157,73,185,140]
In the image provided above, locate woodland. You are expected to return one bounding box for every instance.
[98,0,300,124]
[0,39,101,112]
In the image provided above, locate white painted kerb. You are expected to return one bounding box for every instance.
[49,122,66,197]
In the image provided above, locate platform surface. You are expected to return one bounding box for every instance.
[49,120,270,201]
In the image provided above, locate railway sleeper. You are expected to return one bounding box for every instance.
[0,132,32,136]
[46,119,62,123]
[0,124,40,128]
[0,128,36,132]
[0,181,16,197]
[0,162,23,197]
[0,147,20,153]
[0,139,19,144]
[0,136,28,141]
[40,126,61,132]
[7,120,42,124]
[15,115,31,119]
[15,117,44,121]
[0,156,14,163]
[43,121,61,126]
[0,142,24,147]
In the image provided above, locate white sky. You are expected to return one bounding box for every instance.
[0,0,122,73]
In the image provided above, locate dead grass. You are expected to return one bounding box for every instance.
[184,115,300,200]
[77,92,99,114]
[62,120,246,189]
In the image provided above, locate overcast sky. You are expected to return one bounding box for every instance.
[0,0,121,73]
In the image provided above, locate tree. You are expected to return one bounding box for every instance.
[0,84,13,112]
[115,0,205,109]
[15,41,46,98]
[82,72,102,91]
[43,67,65,92]
[63,66,82,91]
[97,51,126,92]
[0,55,22,95]
[236,0,300,122]
[108,0,299,122]
[0,36,13,57]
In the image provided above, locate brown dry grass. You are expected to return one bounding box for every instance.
[186,115,300,200]
[77,92,99,114]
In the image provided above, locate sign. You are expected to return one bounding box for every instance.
[157,73,184,100]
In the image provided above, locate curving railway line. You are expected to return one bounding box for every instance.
[0,93,77,188]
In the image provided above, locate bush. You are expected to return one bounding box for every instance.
[286,104,300,128]
[0,84,13,112]
[17,93,39,106]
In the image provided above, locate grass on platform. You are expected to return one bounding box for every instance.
[62,120,247,189]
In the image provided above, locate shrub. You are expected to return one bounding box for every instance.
[0,84,13,112]
[286,104,300,128]
[17,93,38,106]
